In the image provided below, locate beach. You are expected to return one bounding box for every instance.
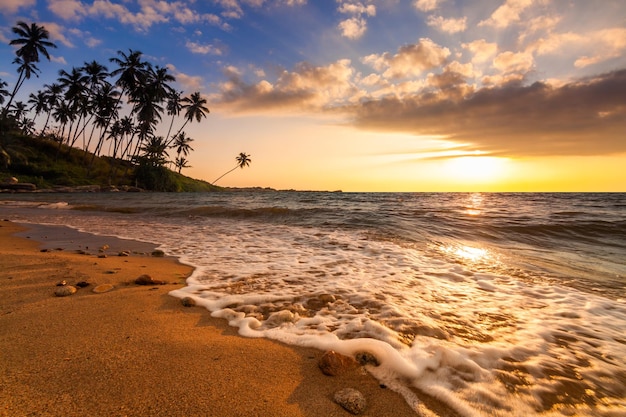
[0,220,430,417]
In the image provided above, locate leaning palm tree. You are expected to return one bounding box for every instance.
[212,152,252,185]
[2,21,57,117]
[27,90,49,132]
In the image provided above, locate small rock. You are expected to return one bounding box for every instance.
[151,249,165,257]
[98,254,107,259]
[355,351,380,367]
[55,286,77,297]
[334,388,367,415]
[118,251,130,257]
[135,274,166,285]
[56,280,67,286]
[319,350,357,376]
[181,297,196,307]
[93,284,115,293]
[75,281,90,288]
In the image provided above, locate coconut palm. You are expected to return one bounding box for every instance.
[40,82,63,135]
[168,91,209,146]
[2,22,56,117]
[27,90,48,132]
[139,135,169,167]
[212,152,252,185]
[164,90,182,142]
[174,156,191,173]
[172,131,194,157]
[0,80,9,106]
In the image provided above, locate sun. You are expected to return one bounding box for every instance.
[443,156,509,184]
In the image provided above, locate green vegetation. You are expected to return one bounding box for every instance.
[0,21,248,192]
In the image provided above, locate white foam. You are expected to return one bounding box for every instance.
[3,203,625,416]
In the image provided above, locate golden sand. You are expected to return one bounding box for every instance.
[0,220,440,417]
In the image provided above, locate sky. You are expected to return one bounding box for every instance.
[1,0,625,191]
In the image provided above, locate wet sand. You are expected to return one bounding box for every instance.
[0,219,450,417]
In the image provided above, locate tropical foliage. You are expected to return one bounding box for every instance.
[212,152,252,185]
[0,20,243,191]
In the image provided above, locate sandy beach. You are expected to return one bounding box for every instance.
[0,219,445,417]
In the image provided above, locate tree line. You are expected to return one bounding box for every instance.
[0,21,251,188]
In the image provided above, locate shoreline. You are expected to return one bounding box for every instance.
[0,219,435,417]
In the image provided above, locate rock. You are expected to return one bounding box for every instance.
[134,274,166,285]
[0,182,36,191]
[181,297,196,307]
[334,388,367,415]
[118,251,130,257]
[318,350,357,376]
[355,351,380,367]
[98,254,107,258]
[75,281,90,288]
[56,280,67,286]
[93,284,115,293]
[151,249,165,257]
[55,285,77,297]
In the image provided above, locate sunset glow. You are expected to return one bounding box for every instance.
[1,1,625,191]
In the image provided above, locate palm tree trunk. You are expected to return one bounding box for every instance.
[212,165,239,185]
[1,69,25,118]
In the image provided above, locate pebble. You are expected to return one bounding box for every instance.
[318,350,357,376]
[92,284,115,293]
[334,388,367,415]
[151,249,165,257]
[181,297,196,307]
[135,274,167,285]
[56,280,67,286]
[75,281,90,288]
[118,251,130,257]
[355,351,380,367]
[55,285,77,297]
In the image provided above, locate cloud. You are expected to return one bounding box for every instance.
[479,0,536,28]
[462,39,498,64]
[167,64,204,91]
[413,0,441,12]
[426,15,467,34]
[214,59,357,113]
[336,1,376,40]
[48,0,85,20]
[185,41,223,55]
[349,69,626,157]
[573,28,626,68]
[42,21,75,48]
[0,0,36,14]
[493,51,534,74]
[362,38,450,79]
[338,17,367,39]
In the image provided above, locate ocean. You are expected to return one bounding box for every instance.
[1,192,625,416]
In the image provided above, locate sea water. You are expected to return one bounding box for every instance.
[1,192,625,416]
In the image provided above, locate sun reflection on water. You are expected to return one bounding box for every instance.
[446,245,489,262]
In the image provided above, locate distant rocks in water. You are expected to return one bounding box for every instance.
[54,285,77,297]
[318,350,357,376]
[181,297,196,307]
[0,182,37,192]
[118,250,130,257]
[355,351,380,367]
[151,249,165,257]
[93,284,115,293]
[134,274,167,285]
[334,388,367,415]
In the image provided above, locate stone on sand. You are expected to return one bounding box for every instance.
[54,285,77,297]
[318,350,357,376]
[93,284,115,293]
[334,388,367,415]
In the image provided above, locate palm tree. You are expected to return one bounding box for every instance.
[139,136,169,167]
[164,90,182,142]
[168,91,209,146]
[41,82,63,135]
[27,90,49,132]
[212,152,252,185]
[174,156,191,173]
[172,131,194,157]
[0,80,9,106]
[2,21,57,117]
